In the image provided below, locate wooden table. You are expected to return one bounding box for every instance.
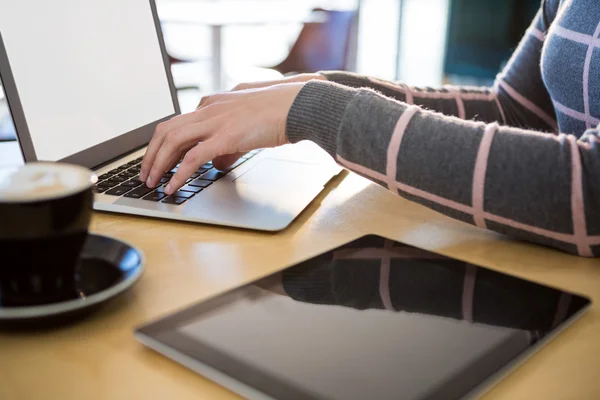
[1,142,599,399]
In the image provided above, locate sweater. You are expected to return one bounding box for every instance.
[286,0,600,257]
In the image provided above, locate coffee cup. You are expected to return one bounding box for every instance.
[0,162,96,307]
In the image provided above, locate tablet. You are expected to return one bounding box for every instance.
[135,235,591,400]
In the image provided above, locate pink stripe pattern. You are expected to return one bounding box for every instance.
[498,80,558,131]
[529,27,546,41]
[552,293,572,327]
[472,123,499,228]
[447,87,466,119]
[386,106,419,192]
[462,264,477,322]
[568,136,593,257]
[414,89,496,101]
[553,25,600,47]
[493,93,507,125]
[335,154,599,255]
[554,100,600,125]
[367,77,414,104]
[582,22,600,129]
[404,85,414,105]
[379,240,395,311]
[379,259,395,311]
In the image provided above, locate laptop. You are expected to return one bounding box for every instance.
[136,235,591,400]
[0,0,341,231]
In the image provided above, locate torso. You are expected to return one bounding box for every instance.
[542,0,600,134]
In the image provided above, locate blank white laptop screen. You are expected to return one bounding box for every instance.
[0,0,174,161]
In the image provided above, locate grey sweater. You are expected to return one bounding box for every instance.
[286,0,600,257]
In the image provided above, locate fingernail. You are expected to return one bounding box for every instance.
[146,176,153,187]
[165,183,172,194]
[139,171,146,181]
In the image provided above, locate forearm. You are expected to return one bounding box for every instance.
[287,81,600,257]
[321,71,506,125]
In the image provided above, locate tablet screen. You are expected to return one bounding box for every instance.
[136,235,590,400]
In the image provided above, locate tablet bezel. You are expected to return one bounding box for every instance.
[135,234,591,400]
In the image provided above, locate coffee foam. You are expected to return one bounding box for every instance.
[0,163,95,202]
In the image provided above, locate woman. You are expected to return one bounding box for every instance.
[140,0,599,257]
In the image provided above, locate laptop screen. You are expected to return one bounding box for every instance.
[0,0,175,162]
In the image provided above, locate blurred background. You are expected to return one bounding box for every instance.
[0,0,540,141]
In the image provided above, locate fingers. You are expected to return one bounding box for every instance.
[213,152,245,171]
[145,121,214,188]
[141,112,205,180]
[197,96,209,109]
[165,140,224,194]
[141,98,229,180]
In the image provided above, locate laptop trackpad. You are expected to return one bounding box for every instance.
[235,158,324,188]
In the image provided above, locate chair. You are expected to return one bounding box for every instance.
[268,8,359,75]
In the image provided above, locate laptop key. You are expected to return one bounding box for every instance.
[122,179,143,188]
[195,167,210,174]
[121,171,137,178]
[169,190,195,199]
[159,177,170,184]
[142,192,166,202]
[123,186,153,199]
[105,186,133,196]
[93,185,109,193]
[179,185,202,193]
[188,179,212,188]
[162,196,187,205]
[110,174,128,183]
[99,173,115,180]
[97,180,118,188]
[199,169,226,181]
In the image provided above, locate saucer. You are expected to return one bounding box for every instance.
[0,234,144,329]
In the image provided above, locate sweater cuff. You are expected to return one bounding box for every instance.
[318,71,369,89]
[286,80,356,157]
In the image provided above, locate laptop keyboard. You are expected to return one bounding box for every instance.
[93,150,262,205]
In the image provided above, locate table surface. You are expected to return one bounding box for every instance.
[1,142,599,400]
[158,1,320,26]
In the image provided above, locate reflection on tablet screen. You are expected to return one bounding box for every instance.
[136,235,591,400]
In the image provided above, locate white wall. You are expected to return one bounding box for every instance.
[396,0,450,87]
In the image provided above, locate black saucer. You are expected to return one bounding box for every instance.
[0,234,144,329]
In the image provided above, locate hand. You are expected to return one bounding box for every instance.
[139,82,305,195]
[229,73,326,92]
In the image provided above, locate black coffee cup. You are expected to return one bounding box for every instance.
[0,162,96,307]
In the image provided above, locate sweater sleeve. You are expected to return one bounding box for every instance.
[286,0,600,257]
[286,79,600,257]
[317,3,560,134]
